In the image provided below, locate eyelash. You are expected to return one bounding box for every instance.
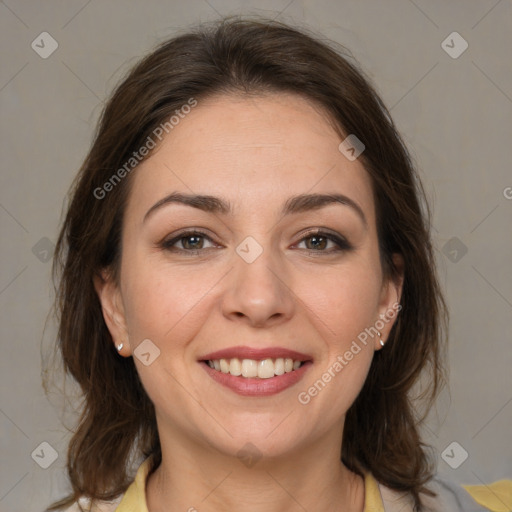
[160,229,353,256]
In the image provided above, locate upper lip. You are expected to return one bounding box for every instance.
[200,345,313,362]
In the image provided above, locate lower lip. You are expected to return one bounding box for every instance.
[200,361,312,397]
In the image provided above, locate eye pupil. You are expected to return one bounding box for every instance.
[307,235,327,250]
[183,235,203,249]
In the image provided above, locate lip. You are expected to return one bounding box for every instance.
[199,345,313,362]
[200,360,313,397]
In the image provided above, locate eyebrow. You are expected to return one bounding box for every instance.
[143,191,367,226]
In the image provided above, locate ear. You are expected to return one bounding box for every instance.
[93,269,131,356]
[375,253,404,350]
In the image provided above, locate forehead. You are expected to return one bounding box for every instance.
[126,93,375,223]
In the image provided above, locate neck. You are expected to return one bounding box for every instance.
[146,424,364,512]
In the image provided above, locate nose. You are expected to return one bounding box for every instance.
[221,243,296,328]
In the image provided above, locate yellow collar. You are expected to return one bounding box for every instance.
[113,457,512,511]
[116,457,385,511]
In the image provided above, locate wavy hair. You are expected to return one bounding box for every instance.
[46,16,447,511]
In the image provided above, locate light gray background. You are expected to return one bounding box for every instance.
[1,1,511,511]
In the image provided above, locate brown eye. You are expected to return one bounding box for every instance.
[297,230,352,253]
[180,234,205,250]
[161,231,216,253]
[304,234,329,250]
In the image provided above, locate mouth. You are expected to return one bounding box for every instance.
[204,357,306,378]
[198,346,313,396]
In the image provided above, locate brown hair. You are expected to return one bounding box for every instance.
[46,16,447,511]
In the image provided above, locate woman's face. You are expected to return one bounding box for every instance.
[97,93,401,459]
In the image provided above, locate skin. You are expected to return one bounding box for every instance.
[95,92,403,512]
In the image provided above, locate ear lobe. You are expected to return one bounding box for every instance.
[93,270,130,353]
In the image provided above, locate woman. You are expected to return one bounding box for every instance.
[46,16,505,512]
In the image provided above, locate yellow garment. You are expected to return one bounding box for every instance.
[113,457,512,511]
[115,457,385,511]
[463,480,512,512]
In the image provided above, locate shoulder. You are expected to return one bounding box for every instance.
[378,475,512,512]
[62,495,124,512]
[61,456,152,512]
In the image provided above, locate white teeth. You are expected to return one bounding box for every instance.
[258,358,275,379]
[241,359,258,378]
[207,357,305,378]
[229,357,242,376]
[220,359,230,373]
[274,358,285,375]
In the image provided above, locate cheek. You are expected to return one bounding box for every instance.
[296,268,378,421]
[297,261,382,346]
[120,256,219,349]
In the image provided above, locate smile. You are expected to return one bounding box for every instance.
[206,357,303,378]
[199,346,313,396]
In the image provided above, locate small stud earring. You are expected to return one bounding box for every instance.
[377,331,385,347]
[116,343,124,352]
